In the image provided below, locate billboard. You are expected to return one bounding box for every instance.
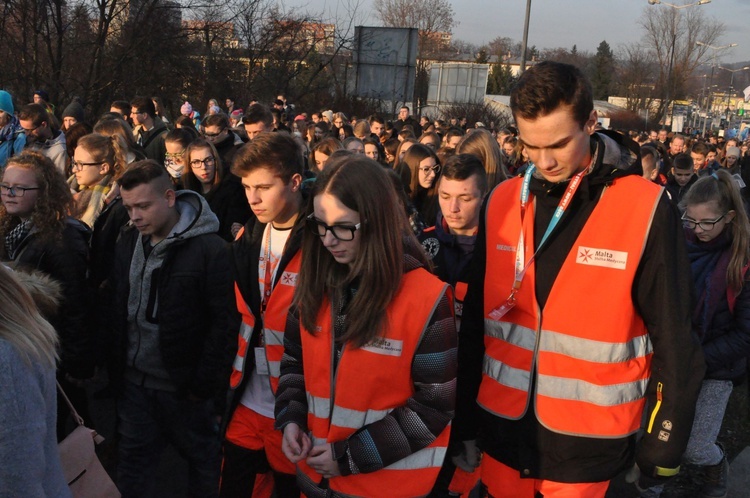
[352,26,419,103]
[427,63,489,105]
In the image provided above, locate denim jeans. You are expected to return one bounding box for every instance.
[116,380,221,498]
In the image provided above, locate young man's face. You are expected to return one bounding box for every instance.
[516,105,597,183]
[649,131,658,142]
[658,130,668,142]
[707,150,717,162]
[370,121,384,137]
[121,182,177,241]
[240,167,302,228]
[311,114,320,124]
[398,107,409,121]
[690,152,706,172]
[244,122,269,140]
[438,175,484,236]
[19,119,50,143]
[672,168,694,187]
[130,107,147,126]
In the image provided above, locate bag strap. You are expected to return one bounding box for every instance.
[56,380,85,427]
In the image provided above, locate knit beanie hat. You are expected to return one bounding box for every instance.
[209,105,221,115]
[0,91,14,115]
[33,90,49,102]
[726,146,740,159]
[181,102,193,116]
[322,110,334,122]
[62,100,85,122]
[230,109,243,120]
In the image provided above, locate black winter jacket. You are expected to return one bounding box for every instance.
[205,177,252,242]
[107,199,234,407]
[10,218,93,378]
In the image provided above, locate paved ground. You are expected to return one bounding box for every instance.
[80,379,750,497]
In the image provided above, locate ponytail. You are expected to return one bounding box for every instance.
[681,169,750,292]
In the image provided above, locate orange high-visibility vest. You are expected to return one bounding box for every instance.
[229,247,301,394]
[479,174,662,438]
[298,268,452,497]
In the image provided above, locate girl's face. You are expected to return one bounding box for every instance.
[418,156,439,189]
[165,141,186,179]
[398,142,414,161]
[73,147,110,187]
[190,147,216,186]
[727,155,738,166]
[314,127,324,140]
[1,166,39,220]
[503,142,515,156]
[313,192,361,268]
[314,151,329,171]
[684,200,735,243]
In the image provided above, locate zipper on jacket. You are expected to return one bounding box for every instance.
[328,305,338,430]
[646,382,663,434]
[529,302,543,417]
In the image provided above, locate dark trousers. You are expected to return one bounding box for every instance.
[116,380,221,498]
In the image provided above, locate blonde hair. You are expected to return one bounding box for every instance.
[0,265,59,368]
[456,128,508,189]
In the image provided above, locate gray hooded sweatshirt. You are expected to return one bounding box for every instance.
[124,190,220,391]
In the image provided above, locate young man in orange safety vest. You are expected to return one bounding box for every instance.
[453,61,705,497]
[220,131,305,497]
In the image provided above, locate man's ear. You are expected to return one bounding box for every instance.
[584,110,598,135]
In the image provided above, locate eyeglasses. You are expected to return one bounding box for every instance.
[21,124,41,134]
[130,110,145,116]
[419,164,441,175]
[306,214,361,241]
[165,151,185,162]
[202,129,225,139]
[0,184,40,197]
[71,160,105,172]
[682,213,727,231]
[190,157,215,168]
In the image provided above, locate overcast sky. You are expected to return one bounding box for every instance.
[293,0,750,63]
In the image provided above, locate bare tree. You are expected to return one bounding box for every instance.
[638,4,724,122]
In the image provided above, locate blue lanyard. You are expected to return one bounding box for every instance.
[513,164,587,288]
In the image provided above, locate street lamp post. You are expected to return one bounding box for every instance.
[649,0,711,128]
[519,0,532,74]
[696,42,738,136]
[717,66,750,128]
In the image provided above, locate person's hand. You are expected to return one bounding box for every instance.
[306,443,341,479]
[451,440,481,472]
[282,423,312,463]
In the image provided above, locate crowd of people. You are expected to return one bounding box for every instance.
[1,60,749,498]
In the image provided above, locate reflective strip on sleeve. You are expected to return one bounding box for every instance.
[537,374,650,406]
[484,319,536,351]
[268,361,281,378]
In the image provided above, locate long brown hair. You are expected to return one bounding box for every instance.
[0,152,74,256]
[680,169,750,293]
[183,139,223,194]
[295,156,419,347]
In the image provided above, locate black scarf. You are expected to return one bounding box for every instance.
[4,219,33,259]
[686,228,732,339]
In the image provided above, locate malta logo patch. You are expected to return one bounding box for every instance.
[280,271,298,286]
[362,337,404,357]
[576,246,628,270]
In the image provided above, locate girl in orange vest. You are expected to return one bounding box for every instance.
[275,156,457,497]
[673,169,750,498]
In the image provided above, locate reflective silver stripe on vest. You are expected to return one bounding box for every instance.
[268,361,281,378]
[483,355,531,391]
[386,446,447,470]
[232,321,254,372]
[307,393,331,419]
[330,405,392,430]
[312,435,327,447]
[264,327,284,347]
[484,319,536,351]
[539,330,653,364]
[537,374,649,406]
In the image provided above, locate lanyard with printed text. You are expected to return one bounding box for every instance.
[489,164,587,320]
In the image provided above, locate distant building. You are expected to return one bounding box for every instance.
[274,21,336,54]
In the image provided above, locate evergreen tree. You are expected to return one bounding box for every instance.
[591,40,615,101]
[487,62,517,95]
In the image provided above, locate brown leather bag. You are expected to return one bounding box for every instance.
[57,381,121,498]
